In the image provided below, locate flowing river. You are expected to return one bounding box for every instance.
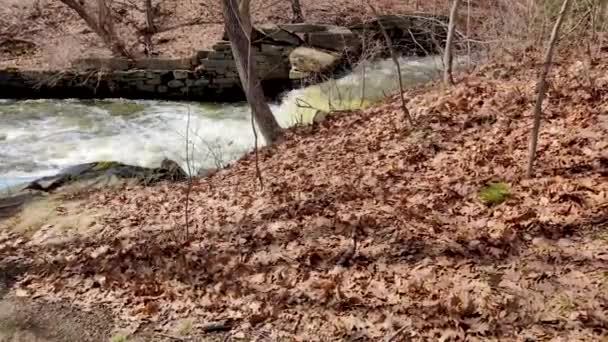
[0,56,446,190]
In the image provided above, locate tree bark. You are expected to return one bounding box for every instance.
[526,0,572,178]
[58,0,132,58]
[221,0,283,144]
[290,0,304,23]
[443,0,461,85]
[143,0,155,55]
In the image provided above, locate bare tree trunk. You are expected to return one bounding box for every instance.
[238,0,252,33]
[58,0,132,58]
[526,0,572,178]
[366,0,414,127]
[221,0,283,144]
[290,0,304,23]
[443,0,461,85]
[143,0,155,55]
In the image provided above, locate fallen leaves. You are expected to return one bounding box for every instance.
[2,51,608,340]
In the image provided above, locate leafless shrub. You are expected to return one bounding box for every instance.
[41,37,84,69]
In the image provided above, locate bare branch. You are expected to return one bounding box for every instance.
[365,0,414,127]
[526,0,572,178]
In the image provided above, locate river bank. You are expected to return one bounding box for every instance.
[0,15,449,103]
[1,49,607,340]
[0,54,449,192]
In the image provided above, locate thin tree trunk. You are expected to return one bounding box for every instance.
[221,0,282,144]
[526,0,572,178]
[366,0,414,127]
[143,0,155,55]
[444,0,461,85]
[238,0,252,33]
[290,0,304,23]
[58,0,131,58]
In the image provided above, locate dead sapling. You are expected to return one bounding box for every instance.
[337,225,358,266]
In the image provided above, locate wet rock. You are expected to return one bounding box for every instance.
[197,168,218,177]
[173,70,189,80]
[23,158,188,193]
[289,47,340,79]
[167,79,184,88]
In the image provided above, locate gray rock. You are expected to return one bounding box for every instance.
[157,85,168,93]
[257,24,302,45]
[167,79,184,88]
[136,82,156,92]
[197,168,217,177]
[312,110,329,123]
[146,71,159,79]
[289,47,340,77]
[146,77,162,86]
[133,58,192,70]
[306,26,360,52]
[173,70,189,80]
[260,44,290,55]
[194,78,210,86]
[279,23,330,34]
[212,41,232,51]
[200,59,236,71]
[208,51,231,60]
[22,159,188,194]
[196,50,211,59]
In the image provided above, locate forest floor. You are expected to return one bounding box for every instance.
[1,45,607,341]
[0,0,441,70]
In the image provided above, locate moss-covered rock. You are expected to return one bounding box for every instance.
[23,158,187,193]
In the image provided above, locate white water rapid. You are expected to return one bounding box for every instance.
[0,55,446,190]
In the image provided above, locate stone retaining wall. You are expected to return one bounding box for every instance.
[0,14,449,102]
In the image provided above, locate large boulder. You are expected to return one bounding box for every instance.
[0,159,189,220]
[23,158,188,193]
[305,26,360,53]
[288,47,340,79]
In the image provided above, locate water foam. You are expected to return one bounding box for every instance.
[0,55,448,188]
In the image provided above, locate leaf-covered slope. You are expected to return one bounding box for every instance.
[2,55,608,340]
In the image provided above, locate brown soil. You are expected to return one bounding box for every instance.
[0,298,114,342]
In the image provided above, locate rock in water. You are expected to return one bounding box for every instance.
[289,47,340,79]
[159,158,189,181]
[23,159,188,193]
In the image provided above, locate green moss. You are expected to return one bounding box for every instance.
[478,182,510,205]
[92,161,120,171]
[288,84,377,125]
[177,319,193,336]
[555,295,577,314]
[110,333,129,342]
